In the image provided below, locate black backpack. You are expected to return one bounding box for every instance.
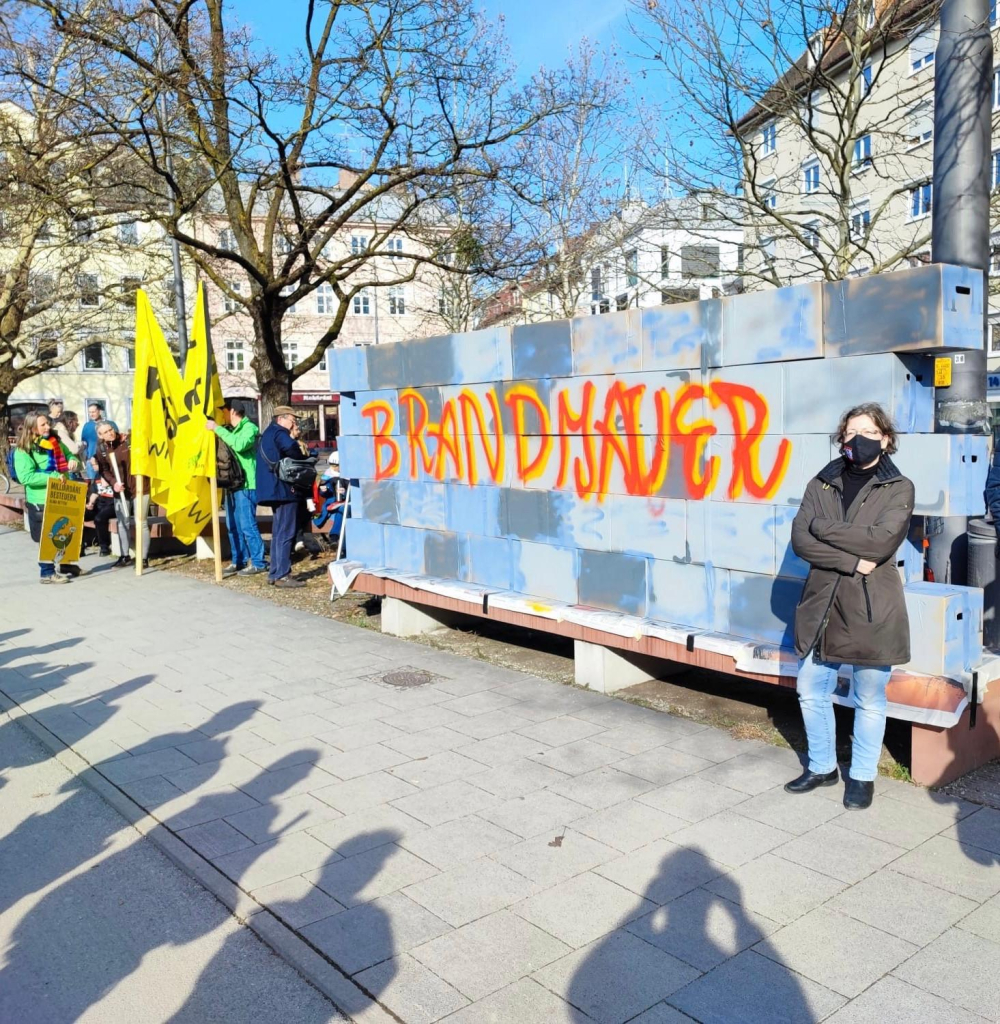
[216,437,246,491]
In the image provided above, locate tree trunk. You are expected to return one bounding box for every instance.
[258,377,292,426]
[252,308,292,425]
[0,375,13,472]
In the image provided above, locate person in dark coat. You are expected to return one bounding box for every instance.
[785,402,915,812]
[256,406,307,589]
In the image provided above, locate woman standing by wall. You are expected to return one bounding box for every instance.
[13,411,82,584]
[785,403,914,810]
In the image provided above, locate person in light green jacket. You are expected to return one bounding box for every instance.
[13,410,82,583]
[207,399,267,577]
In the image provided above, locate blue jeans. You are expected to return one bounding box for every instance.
[225,488,266,569]
[796,657,892,782]
[269,501,298,581]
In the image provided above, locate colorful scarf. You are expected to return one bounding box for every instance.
[36,434,70,474]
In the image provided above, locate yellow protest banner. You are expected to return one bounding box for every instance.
[38,477,87,566]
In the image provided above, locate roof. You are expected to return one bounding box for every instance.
[736,0,939,132]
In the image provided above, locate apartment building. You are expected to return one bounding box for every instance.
[480,197,744,327]
[735,0,1000,369]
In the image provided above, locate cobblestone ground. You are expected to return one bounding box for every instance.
[2,529,999,1023]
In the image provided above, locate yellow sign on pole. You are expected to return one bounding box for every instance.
[38,477,87,566]
[934,356,953,388]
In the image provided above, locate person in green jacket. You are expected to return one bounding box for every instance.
[207,399,267,577]
[13,410,82,583]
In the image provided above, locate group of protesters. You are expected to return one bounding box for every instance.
[14,397,343,587]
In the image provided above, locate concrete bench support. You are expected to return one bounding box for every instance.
[574,640,665,695]
[381,596,462,638]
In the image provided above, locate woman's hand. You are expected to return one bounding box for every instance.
[857,558,877,575]
[67,459,80,473]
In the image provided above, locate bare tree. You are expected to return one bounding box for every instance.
[22,0,564,419]
[0,11,168,460]
[631,0,943,286]
[508,40,642,319]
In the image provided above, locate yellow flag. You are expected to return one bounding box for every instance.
[165,282,226,544]
[130,289,178,495]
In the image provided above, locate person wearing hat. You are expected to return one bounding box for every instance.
[208,399,267,577]
[256,405,310,588]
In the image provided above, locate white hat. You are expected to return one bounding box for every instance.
[328,451,340,465]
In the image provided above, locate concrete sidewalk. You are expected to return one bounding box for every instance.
[1,528,999,1023]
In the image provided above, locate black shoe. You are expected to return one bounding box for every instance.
[115,556,134,567]
[237,565,266,576]
[843,778,875,810]
[784,768,839,794]
[99,547,112,557]
[223,565,241,578]
[273,576,306,589]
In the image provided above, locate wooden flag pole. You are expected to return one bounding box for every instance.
[209,475,223,583]
[135,475,145,576]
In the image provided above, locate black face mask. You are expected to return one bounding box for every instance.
[841,435,883,466]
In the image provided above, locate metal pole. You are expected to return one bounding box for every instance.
[927,0,992,585]
[154,16,189,364]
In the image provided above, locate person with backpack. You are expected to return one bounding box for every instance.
[256,405,315,589]
[207,399,267,578]
[13,410,82,583]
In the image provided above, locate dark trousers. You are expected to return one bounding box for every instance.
[91,499,115,552]
[26,502,53,578]
[269,501,298,582]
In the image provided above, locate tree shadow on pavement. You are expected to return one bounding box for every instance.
[566,846,832,1024]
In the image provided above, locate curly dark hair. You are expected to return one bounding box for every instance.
[833,402,899,455]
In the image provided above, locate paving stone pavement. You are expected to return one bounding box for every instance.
[2,531,1000,1023]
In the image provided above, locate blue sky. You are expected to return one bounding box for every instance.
[231,0,632,82]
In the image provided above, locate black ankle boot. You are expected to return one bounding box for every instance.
[843,778,874,810]
[784,768,839,794]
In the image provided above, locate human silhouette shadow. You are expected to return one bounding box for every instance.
[169,829,403,1021]
[0,744,332,1023]
[567,846,823,1024]
[0,699,261,919]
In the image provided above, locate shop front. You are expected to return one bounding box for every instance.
[291,391,339,452]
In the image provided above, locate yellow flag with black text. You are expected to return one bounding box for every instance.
[164,282,226,543]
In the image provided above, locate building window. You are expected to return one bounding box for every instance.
[351,234,368,255]
[659,246,670,278]
[909,181,932,219]
[861,0,875,28]
[282,340,298,367]
[760,121,776,155]
[761,178,777,210]
[226,339,245,371]
[625,249,638,287]
[388,286,405,315]
[78,273,99,307]
[994,69,1000,111]
[218,228,236,250]
[992,151,1000,189]
[802,160,820,194]
[31,273,54,302]
[117,219,138,245]
[82,342,105,370]
[37,219,53,241]
[353,289,371,315]
[615,293,629,312]
[803,222,820,249]
[736,244,744,271]
[909,27,936,73]
[680,245,721,277]
[317,350,327,372]
[761,237,776,265]
[276,234,293,255]
[127,346,136,370]
[316,283,334,315]
[36,334,58,362]
[861,62,873,95]
[850,201,871,240]
[120,275,142,299]
[591,266,602,300]
[72,216,94,241]
[852,135,872,169]
[223,280,242,313]
[438,288,455,317]
[597,298,611,314]
[992,324,1000,353]
[281,285,297,314]
[386,237,403,259]
[906,103,933,147]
